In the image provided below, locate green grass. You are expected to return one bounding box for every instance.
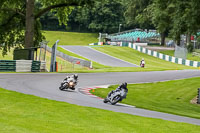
[43,31,98,47]
[0,31,198,72]
[159,50,200,62]
[93,46,197,70]
[0,88,200,132]
[1,46,197,73]
[40,48,88,72]
[57,46,109,69]
[0,49,13,60]
[91,77,200,119]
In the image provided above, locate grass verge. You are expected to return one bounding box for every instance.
[93,46,197,70]
[0,88,200,132]
[159,50,200,62]
[0,49,13,60]
[43,31,98,47]
[91,77,200,119]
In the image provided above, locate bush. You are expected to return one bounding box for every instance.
[187,43,194,53]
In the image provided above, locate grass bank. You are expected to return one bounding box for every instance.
[93,46,197,70]
[0,49,13,60]
[0,88,200,132]
[159,50,200,62]
[91,77,200,119]
[43,31,98,47]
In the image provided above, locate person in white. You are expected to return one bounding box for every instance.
[140,58,145,68]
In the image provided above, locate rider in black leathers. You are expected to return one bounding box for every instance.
[108,82,128,97]
[115,82,128,92]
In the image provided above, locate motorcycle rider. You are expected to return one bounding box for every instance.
[104,82,128,104]
[116,82,128,92]
[64,74,78,81]
[140,58,145,68]
[108,82,128,97]
[63,74,78,90]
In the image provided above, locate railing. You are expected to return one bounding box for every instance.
[0,60,16,72]
[0,60,46,72]
[41,44,92,68]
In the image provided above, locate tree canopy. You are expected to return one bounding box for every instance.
[1,0,200,55]
[0,0,94,55]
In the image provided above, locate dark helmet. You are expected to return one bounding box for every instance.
[122,82,127,88]
[74,74,78,79]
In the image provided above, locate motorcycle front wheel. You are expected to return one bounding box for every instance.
[59,83,68,91]
[59,86,65,90]
[110,95,121,105]
[103,98,109,103]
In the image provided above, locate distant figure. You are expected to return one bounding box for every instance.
[140,58,145,68]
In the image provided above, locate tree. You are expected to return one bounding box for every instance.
[124,0,153,29]
[0,0,93,55]
[67,0,126,33]
[149,0,174,45]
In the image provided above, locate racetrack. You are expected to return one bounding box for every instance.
[0,70,200,125]
[60,46,138,67]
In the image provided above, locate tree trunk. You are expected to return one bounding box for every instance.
[160,32,166,46]
[176,35,181,46]
[25,0,35,48]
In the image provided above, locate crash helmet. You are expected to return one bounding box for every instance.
[74,74,78,79]
[122,82,127,88]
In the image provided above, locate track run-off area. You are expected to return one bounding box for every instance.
[0,70,200,125]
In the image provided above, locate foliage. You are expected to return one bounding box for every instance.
[125,0,200,45]
[0,0,25,55]
[187,43,194,53]
[150,0,173,35]
[124,0,153,29]
[0,0,94,55]
[68,0,126,33]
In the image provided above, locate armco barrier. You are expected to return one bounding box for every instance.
[32,61,41,72]
[0,60,16,72]
[40,61,46,72]
[0,60,46,72]
[89,42,200,67]
[16,60,32,72]
[127,42,200,67]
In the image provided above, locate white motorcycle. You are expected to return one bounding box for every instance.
[59,77,77,91]
[103,83,128,105]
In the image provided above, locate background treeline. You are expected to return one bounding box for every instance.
[40,0,200,46]
[40,0,133,33]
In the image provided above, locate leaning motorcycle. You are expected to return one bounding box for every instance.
[103,86,128,105]
[59,77,77,91]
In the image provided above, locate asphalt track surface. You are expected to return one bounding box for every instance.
[0,70,200,125]
[60,45,138,67]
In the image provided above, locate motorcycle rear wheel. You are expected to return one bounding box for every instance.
[111,95,121,105]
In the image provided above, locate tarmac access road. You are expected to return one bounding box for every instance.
[60,46,138,67]
[0,70,200,125]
